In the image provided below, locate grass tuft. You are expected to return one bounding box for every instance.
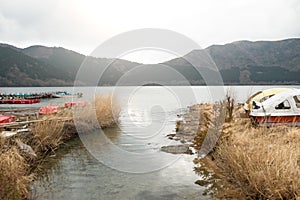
[0,139,31,199]
[75,94,120,131]
[32,120,66,152]
[94,94,120,128]
[214,124,300,199]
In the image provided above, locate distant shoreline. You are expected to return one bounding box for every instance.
[1,83,300,87]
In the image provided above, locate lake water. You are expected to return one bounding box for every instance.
[1,86,299,199]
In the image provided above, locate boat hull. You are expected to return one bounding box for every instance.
[51,94,78,98]
[0,115,16,124]
[0,99,40,104]
[250,115,300,126]
[39,105,60,115]
[65,101,88,107]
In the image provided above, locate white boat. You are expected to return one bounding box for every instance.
[249,89,300,126]
[52,91,82,98]
[244,88,296,113]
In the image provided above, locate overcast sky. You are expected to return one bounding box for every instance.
[0,0,300,63]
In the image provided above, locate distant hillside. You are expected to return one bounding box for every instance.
[0,44,142,86]
[23,46,85,79]
[0,38,299,86]
[208,39,300,71]
[164,38,300,85]
[0,45,72,86]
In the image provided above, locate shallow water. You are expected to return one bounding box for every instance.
[31,136,207,200]
[30,86,210,199]
[1,86,298,199]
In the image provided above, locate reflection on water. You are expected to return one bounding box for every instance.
[20,86,299,199]
[30,86,210,199]
[31,133,208,200]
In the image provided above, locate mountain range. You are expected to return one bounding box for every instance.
[0,38,300,86]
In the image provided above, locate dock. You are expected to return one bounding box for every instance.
[0,106,73,134]
[0,117,72,128]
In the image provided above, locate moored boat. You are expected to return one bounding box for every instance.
[1,92,52,99]
[244,88,296,114]
[51,91,82,98]
[0,115,15,124]
[0,99,40,104]
[249,89,300,126]
[65,101,88,108]
[39,105,60,115]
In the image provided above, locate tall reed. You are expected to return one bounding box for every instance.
[209,116,300,199]
[94,94,120,128]
[75,94,120,131]
[32,120,66,152]
[0,139,30,199]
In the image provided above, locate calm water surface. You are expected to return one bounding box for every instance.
[1,86,299,199]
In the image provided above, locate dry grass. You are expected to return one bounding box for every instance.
[31,94,120,150]
[214,123,300,199]
[0,94,120,199]
[191,98,300,199]
[225,89,235,123]
[75,94,120,131]
[0,139,31,200]
[94,94,120,128]
[32,120,66,152]
[193,102,227,155]
[193,108,213,151]
[0,112,68,200]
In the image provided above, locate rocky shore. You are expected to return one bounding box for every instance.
[161,103,212,154]
[162,100,300,199]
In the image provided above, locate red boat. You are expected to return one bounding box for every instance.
[39,105,60,115]
[65,101,88,108]
[0,115,15,124]
[0,99,40,104]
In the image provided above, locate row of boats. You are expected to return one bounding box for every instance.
[0,91,86,124]
[0,100,88,124]
[39,101,88,114]
[0,99,41,104]
[0,91,83,104]
[244,88,300,126]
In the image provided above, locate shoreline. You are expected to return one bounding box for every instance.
[0,94,119,200]
[0,118,79,199]
[2,93,300,199]
[164,101,300,199]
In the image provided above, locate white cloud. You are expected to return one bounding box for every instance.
[0,0,299,62]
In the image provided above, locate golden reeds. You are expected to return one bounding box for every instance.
[74,94,120,131]
[0,139,31,200]
[193,99,300,199]
[94,94,120,128]
[32,120,66,152]
[214,123,300,199]
[0,93,120,200]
